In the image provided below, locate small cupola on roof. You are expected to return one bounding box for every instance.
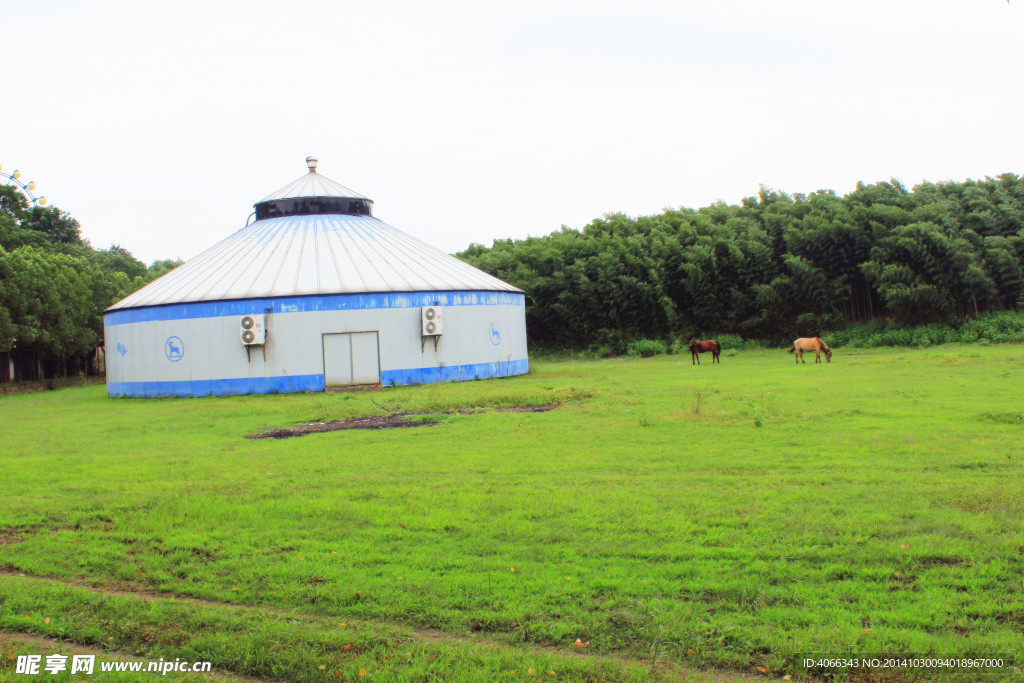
[254,156,374,221]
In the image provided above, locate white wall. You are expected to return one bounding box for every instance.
[104,301,528,395]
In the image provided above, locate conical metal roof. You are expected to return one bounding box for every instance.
[107,161,521,311]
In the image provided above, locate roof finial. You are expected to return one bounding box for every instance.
[306,156,318,173]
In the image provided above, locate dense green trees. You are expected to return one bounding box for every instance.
[5,170,1022,379]
[0,186,178,381]
[459,174,1024,349]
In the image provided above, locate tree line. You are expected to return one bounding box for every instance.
[5,171,1022,380]
[458,174,1024,350]
[0,186,180,382]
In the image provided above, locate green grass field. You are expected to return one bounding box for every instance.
[1,345,1023,681]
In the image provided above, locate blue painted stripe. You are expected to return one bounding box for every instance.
[380,359,529,386]
[107,374,326,398]
[104,290,525,327]
[106,359,529,398]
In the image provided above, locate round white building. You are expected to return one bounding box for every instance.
[103,159,528,397]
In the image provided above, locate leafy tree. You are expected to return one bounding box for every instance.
[89,244,147,280]
[0,246,97,358]
[20,206,84,246]
[0,179,161,378]
[0,185,28,220]
[459,173,1024,347]
[145,258,184,282]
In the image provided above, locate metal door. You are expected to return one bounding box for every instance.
[322,332,380,387]
[350,331,380,385]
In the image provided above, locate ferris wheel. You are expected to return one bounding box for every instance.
[1,162,46,207]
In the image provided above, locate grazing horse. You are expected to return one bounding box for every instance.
[788,337,832,364]
[689,339,721,364]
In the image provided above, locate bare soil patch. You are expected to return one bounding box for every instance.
[0,529,22,548]
[248,404,559,439]
[251,415,440,438]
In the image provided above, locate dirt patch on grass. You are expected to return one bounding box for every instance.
[0,529,22,548]
[251,415,441,439]
[248,404,559,439]
[507,404,559,412]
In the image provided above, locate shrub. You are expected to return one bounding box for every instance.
[962,311,1024,343]
[741,338,771,350]
[670,337,689,355]
[592,329,629,356]
[626,338,668,358]
[820,311,1024,349]
[713,333,744,351]
[882,328,913,347]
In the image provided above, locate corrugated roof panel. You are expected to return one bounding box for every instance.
[333,219,398,292]
[374,219,498,291]
[293,216,322,295]
[201,227,277,300]
[188,222,279,302]
[314,226,345,294]
[107,213,520,311]
[267,221,307,296]
[223,223,286,300]
[257,172,368,203]
[133,234,241,306]
[322,226,363,293]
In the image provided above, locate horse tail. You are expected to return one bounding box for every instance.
[714,341,721,354]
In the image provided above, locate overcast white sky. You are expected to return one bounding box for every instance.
[4,1,1022,265]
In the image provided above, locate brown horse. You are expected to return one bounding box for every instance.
[788,337,832,364]
[689,339,721,364]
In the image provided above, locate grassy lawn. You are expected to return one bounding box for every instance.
[1,345,1022,681]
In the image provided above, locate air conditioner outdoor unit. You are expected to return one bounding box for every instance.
[240,314,266,345]
[421,306,442,336]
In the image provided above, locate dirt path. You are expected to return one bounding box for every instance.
[0,568,760,682]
